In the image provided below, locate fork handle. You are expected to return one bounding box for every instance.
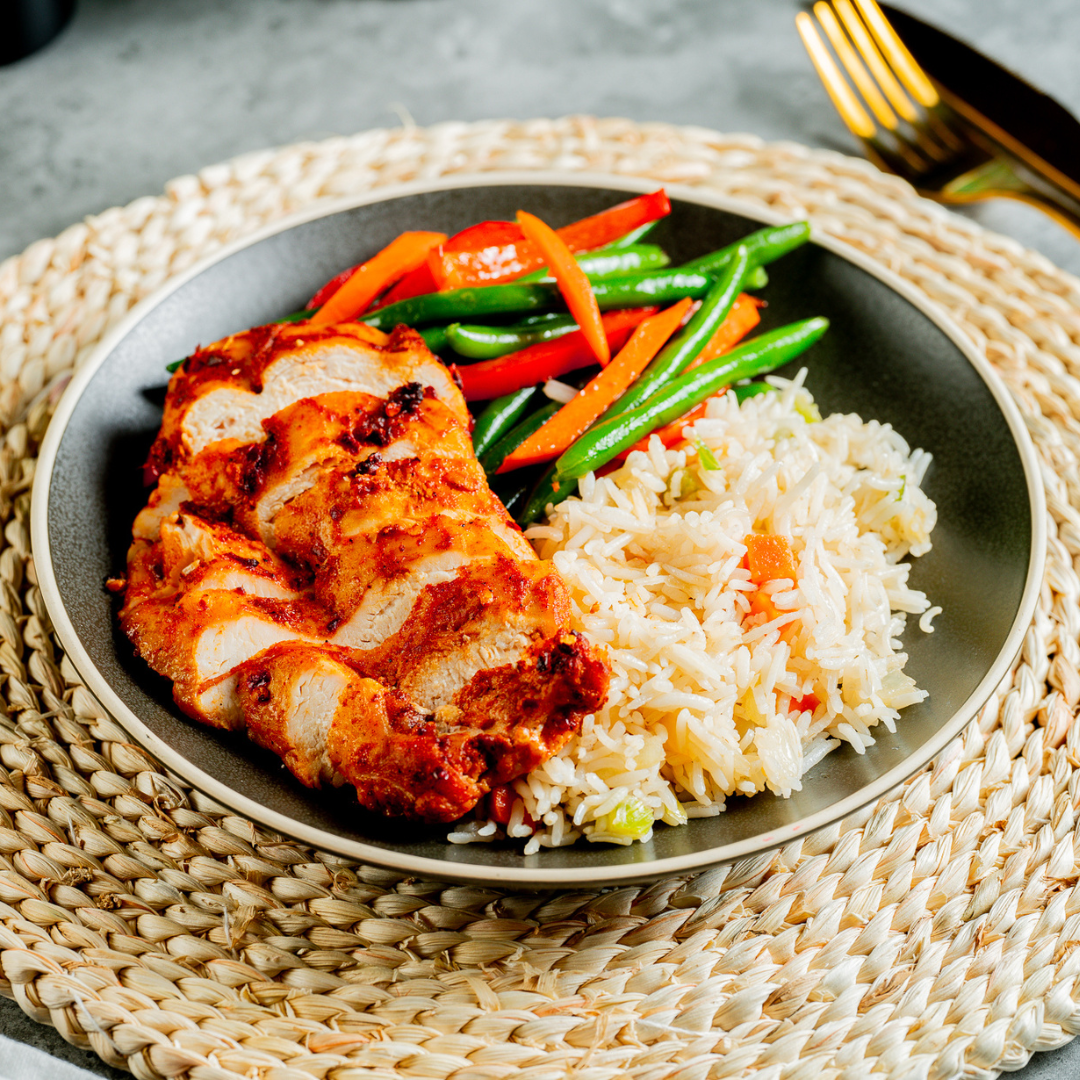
[942,156,1080,240]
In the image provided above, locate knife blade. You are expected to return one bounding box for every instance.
[881,4,1080,202]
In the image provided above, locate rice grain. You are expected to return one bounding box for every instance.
[474,373,938,848]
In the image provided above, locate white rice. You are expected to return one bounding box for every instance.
[464,371,938,853]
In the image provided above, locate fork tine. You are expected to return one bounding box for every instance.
[795,12,876,140]
[812,2,898,131]
[851,0,939,107]
[845,0,965,154]
[797,12,929,177]
[827,0,961,163]
[800,0,1007,200]
[830,0,919,124]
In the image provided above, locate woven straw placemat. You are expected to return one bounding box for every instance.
[2,116,1080,1080]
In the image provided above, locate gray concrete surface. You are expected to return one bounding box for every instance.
[0,1,1078,1077]
[1,0,1078,273]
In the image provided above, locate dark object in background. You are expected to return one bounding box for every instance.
[1,0,75,65]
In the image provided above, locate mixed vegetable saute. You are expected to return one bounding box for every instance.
[171,190,828,524]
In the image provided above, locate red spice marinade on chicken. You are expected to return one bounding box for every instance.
[119,319,610,823]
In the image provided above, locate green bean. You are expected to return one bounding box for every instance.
[733,381,777,402]
[606,220,662,248]
[419,326,449,353]
[599,245,749,422]
[513,312,575,328]
[447,316,578,360]
[591,269,716,308]
[688,221,810,274]
[479,400,561,475]
[363,283,554,329]
[744,265,768,290]
[554,317,829,481]
[471,387,539,458]
[680,221,810,276]
[517,462,576,527]
[362,269,716,330]
[517,244,670,283]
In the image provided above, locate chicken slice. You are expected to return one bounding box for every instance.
[248,387,480,549]
[347,555,570,714]
[122,322,611,824]
[122,515,322,726]
[126,512,303,602]
[328,550,469,651]
[136,387,485,550]
[124,586,325,727]
[145,322,467,478]
[234,634,608,823]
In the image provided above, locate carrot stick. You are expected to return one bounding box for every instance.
[607,295,763,463]
[497,298,693,473]
[687,293,763,369]
[516,210,609,367]
[310,231,446,325]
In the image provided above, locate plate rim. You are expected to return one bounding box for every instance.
[30,169,1047,885]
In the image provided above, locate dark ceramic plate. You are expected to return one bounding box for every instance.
[32,174,1044,886]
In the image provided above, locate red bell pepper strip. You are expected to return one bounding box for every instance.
[429,190,671,290]
[558,189,671,251]
[310,231,446,325]
[429,220,531,290]
[455,307,656,401]
[516,210,609,367]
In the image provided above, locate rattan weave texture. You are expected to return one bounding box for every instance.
[2,116,1080,1080]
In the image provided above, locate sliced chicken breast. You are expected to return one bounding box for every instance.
[144,322,468,480]
[120,319,610,823]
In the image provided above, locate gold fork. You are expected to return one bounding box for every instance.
[797,0,1080,237]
